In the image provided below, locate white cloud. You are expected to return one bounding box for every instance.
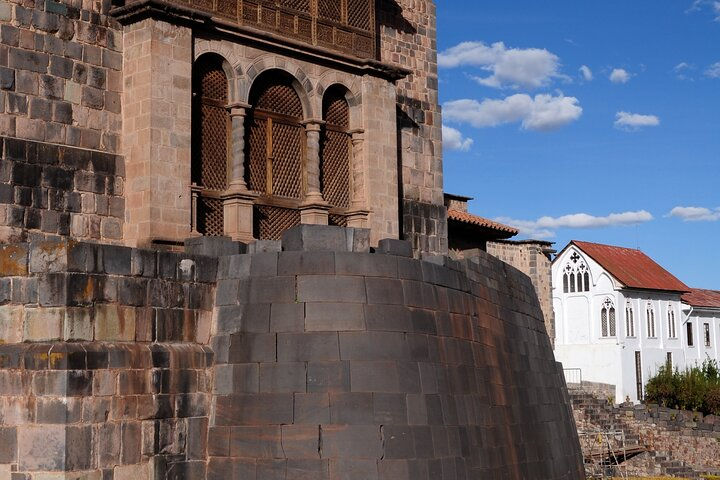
[609,68,632,84]
[438,41,565,89]
[705,62,720,78]
[579,65,593,81]
[614,111,660,131]
[495,210,654,239]
[687,0,720,21]
[674,62,696,80]
[442,125,473,152]
[668,206,720,221]
[443,93,582,132]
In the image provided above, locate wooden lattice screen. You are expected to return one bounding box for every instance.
[181,0,375,59]
[192,56,229,236]
[321,87,351,224]
[247,73,305,239]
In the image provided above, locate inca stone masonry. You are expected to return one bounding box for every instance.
[0,0,584,478]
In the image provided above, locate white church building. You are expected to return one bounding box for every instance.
[552,240,695,403]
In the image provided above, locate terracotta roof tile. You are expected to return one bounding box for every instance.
[447,209,519,236]
[682,289,720,309]
[570,240,690,293]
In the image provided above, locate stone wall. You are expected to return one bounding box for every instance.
[0,226,585,479]
[0,240,216,478]
[624,405,720,474]
[206,226,583,479]
[0,136,124,244]
[0,0,122,152]
[572,390,720,477]
[379,0,447,256]
[487,240,556,344]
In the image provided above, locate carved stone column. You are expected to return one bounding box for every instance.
[223,102,257,242]
[299,119,330,225]
[346,129,370,228]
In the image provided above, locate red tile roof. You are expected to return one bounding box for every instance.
[569,240,690,293]
[682,289,720,309]
[447,209,519,236]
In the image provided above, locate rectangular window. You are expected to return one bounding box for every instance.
[635,351,643,401]
[687,322,694,347]
[705,323,711,347]
[666,351,672,368]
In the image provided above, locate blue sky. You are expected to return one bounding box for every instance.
[437,1,720,290]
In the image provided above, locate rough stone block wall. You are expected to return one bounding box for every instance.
[573,391,720,476]
[207,229,583,479]
[0,240,216,479]
[0,136,124,244]
[487,241,556,344]
[0,0,122,152]
[0,227,584,479]
[379,0,446,255]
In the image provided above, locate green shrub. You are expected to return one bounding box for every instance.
[644,358,720,415]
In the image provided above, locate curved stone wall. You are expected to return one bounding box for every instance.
[209,238,584,478]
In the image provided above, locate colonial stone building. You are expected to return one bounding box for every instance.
[0,1,585,478]
[0,0,445,255]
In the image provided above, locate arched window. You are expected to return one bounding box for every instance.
[561,251,590,294]
[667,306,676,339]
[247,71,305,239]
[191,54,229,236]
[321,85,351,226]
[626,303,635,337]
[646,303,656,338]
[601,298,616,337]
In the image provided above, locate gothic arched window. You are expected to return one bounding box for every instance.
[191,54,229,236]
[667,306,676,339]
[247,71,305,239]
[601,298,616,337]
[626,303,635,337]
[646,303,656,338]
[562,251,591,294]
[321,85,351,226]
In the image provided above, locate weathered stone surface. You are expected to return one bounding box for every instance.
[282,225,370,253]
[0,244,583,479]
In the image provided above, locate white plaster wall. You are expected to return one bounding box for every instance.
[555,343,622,397]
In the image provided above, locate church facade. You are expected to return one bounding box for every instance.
[552,240,720,403]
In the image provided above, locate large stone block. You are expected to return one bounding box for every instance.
[18,424,66,471]
[0,305,24,343]
[322,426,382,459]
[94,304,136,341]
[0,243,28,275]
[282,225,370,253]
[23,306,64,341]
[184,236,246,257]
